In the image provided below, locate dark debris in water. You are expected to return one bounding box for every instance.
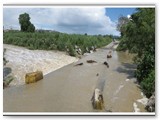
[103,61,109,68]
[74,62,83,66]
[86,60,97,63]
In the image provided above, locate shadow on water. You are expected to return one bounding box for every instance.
[116,63,137,79]
[122,63,137,69]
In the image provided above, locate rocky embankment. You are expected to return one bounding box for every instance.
[145,93,155,112]
[3,48,14,89]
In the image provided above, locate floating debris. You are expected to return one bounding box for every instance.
[86,60,97,63]
[107,54,112,58]
[74,62,83,66]
[103,61,109,68]
[96,73,99,76]
[25,71,43,84]
[91,88,104,110]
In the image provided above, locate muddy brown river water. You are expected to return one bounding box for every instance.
[3,42,148,113]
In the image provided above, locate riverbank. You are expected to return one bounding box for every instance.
[3,44,78,86]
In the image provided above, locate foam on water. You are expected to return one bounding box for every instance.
[133,102,140,112]
[114,84,124,95]
[137,92,148,105]
[4,44,78,86]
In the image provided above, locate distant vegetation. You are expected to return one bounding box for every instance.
[117,8,155,98]
[3,30,112,56]
[3,12,113,57]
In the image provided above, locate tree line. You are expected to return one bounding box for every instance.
[3,12,113,56]
[117,8,155,99]
[3,30,112,56]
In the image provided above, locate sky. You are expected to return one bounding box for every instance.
[3,7,136,36]
[105,8,136,22]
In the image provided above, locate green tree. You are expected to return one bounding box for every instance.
[117,8,155,99]
[140,70,155,98]
[27,23,35,32]
[117,8,155,57]
[67,43,76,56]
[117,16,130,36]
[19,13,35,32]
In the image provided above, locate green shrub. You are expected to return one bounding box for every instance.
[140,70,155,98]
[67,44,76,56]
[3,30,112,56]
[116,8,155,98]
[116,38,127,51]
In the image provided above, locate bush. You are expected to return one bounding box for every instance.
[3,31,112,56]
[116,38,127,51]
[67,44,76,56]
[140,70,155,98]
[117,8,155,99]
[135,43,155,82]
